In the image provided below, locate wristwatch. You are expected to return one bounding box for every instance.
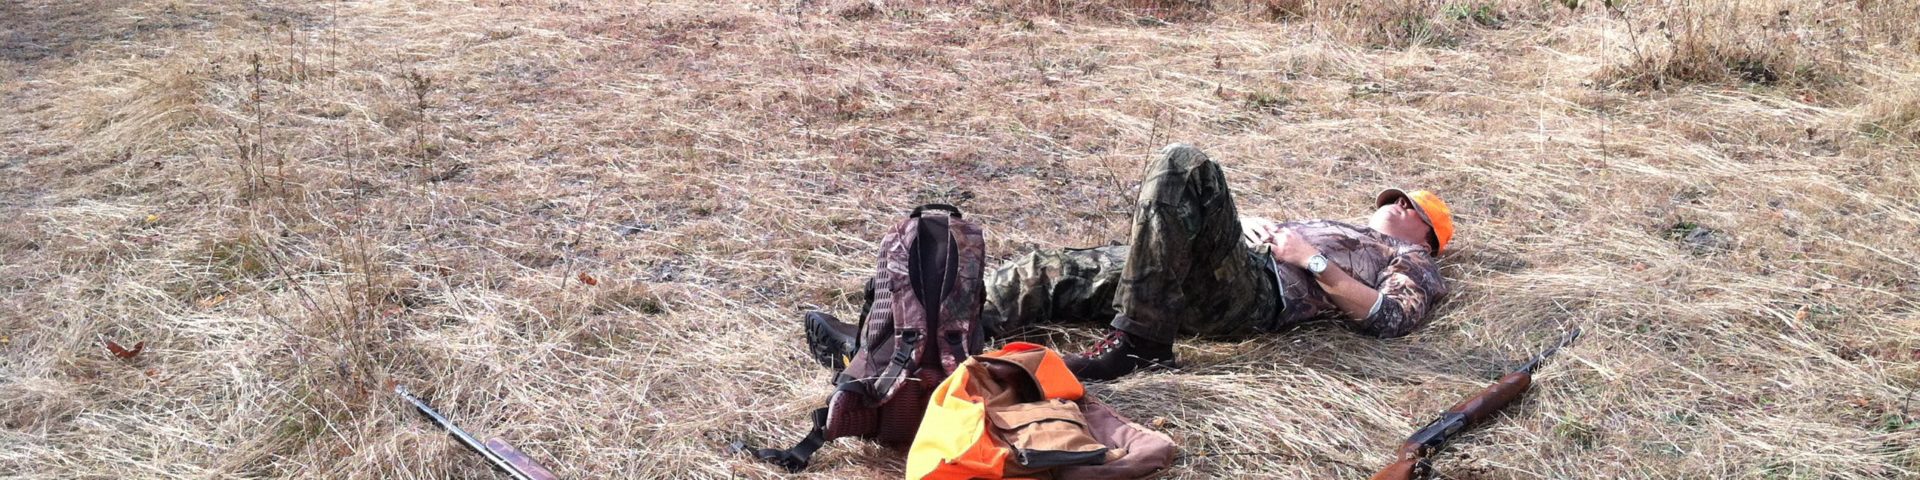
[1305,254,1329,276]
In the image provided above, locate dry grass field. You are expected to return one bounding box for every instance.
[4,0,1919,478]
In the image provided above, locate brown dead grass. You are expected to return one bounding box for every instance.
[3,0,1919,478]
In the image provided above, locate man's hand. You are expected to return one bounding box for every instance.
[1240,217,1277,250]
[1265,224,1321,268]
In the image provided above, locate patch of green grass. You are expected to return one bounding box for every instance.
[1243,89,1290,114]
[1663,220,1702,240]
[1444,2,1503,28]
[1394,14,1438,45]
[1664,410,1700,426]
[1663,219,1730,254]
[1555,416,1599,449]
[163,232,270,301]
[1873,413,1918,433]
[1551,0,1628,11]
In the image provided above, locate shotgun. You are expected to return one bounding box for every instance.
[1370,328,1581,480]
[396,385,560,480]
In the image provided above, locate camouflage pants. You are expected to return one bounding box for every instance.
[981,144,1280,344]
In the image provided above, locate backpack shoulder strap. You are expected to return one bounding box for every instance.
[744,381,865,472]
[935,215,987,373]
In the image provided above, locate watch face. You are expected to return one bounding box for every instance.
[1308,255,1327,273]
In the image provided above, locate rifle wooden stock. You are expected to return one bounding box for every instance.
[1368,444,1427,480]
[1448,371,1533,425]
[1368,457,1421,480]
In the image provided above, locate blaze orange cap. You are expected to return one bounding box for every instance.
[1375,188,1454,253]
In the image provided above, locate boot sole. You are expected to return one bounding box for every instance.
[1067,354,1178,382]
[805,313,853,370]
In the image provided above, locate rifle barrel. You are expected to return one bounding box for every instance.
[396,385,536,480]
[1517,327,1582,374]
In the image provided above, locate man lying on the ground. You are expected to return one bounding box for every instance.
[807,143,1455,381]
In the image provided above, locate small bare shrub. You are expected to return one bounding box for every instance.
[1603,24,1807,89]
[987,0,1219,22]
[1311,0,1463,48]
[1596,1,1901,91]
[1862,94,1920,143]
[1858,68,1920,143]
[829,0,882,20]
[1261,0,1307,20]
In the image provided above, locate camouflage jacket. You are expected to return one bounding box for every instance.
[1240,217,1447,338]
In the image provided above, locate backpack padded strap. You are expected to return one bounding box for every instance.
[865,268,892,348]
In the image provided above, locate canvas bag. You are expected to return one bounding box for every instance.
[906,342,1176,480]
[750,204,987,472]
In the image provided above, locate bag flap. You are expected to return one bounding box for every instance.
[989,399,1108,469]
[986,399,1087,430]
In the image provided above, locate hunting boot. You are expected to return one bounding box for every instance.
[804,311,859,371]
[1064,329,1174,382]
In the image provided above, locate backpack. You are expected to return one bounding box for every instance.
[750,204,988,472]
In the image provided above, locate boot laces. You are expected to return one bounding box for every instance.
[1088,330,1128,358]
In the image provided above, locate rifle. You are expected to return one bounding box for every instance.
[1370,328,1581,480]
[396,385,560,480]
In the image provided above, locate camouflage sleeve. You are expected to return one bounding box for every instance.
[1355,253,1447,338]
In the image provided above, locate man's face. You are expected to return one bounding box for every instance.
[1370,197,1435,250]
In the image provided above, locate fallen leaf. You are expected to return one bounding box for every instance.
[197,294,227,308]
[105,339,145,359]
[578,272,598,286]
[145,214,158,224]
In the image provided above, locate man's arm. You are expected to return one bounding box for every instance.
[1307,262,1384,321]
[1267,226,1440,337]
[1266,227,1382,319]
[1354,265,1437,338]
